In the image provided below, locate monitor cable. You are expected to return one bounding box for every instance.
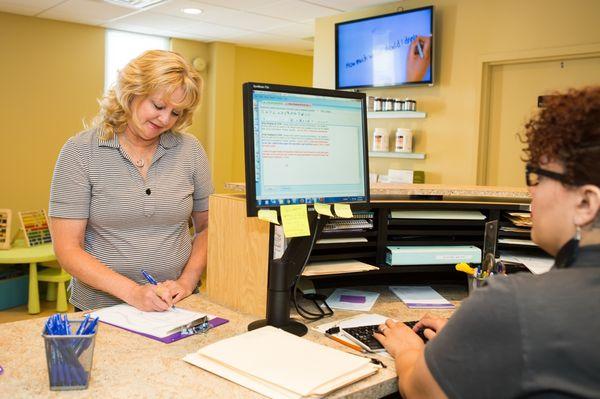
[290,214,334,321]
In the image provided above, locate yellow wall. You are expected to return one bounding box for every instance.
[0,12,104,234]
[206,43,313,193]
[0,11,313,239]
[313,0,600,184]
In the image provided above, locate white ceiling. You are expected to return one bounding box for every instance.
[0,0,400,55]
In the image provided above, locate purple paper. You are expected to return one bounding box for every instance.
[339,295,366,304]
[99,316,229,344]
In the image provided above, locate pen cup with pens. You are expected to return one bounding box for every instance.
[42,314,99,390]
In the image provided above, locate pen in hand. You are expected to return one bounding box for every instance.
[141,269,174,309]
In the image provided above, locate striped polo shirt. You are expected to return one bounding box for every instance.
[49,128,213,310]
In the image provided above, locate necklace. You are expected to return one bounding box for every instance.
[120,133,151,169]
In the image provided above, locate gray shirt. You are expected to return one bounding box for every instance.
[425,245,600,399]
[49,129,213,310]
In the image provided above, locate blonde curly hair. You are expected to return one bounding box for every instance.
[92,50,202,139]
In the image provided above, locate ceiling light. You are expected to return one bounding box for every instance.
[102,0,167,9]
[182,8,203,15]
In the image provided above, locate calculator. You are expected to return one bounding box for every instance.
[341,321,421,352]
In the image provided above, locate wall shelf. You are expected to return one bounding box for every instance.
[369,151,426,159]
[367,111,426,119]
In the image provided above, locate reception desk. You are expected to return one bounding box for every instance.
[206,184,531,316]
[0,288,462,398]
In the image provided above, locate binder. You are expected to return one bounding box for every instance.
[183,326,380,399]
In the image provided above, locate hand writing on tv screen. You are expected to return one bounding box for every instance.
[406,36,431,82]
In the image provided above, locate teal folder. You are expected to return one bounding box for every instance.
[386,245,481,266]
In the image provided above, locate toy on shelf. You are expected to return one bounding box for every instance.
[0,209,12,250]
[18,210,52,247]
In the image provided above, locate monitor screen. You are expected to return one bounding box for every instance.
[335,6,434,89]
[243,83,370,216]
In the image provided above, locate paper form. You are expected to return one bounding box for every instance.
[280,204,310,238]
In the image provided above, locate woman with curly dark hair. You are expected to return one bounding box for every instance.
[373,87,600,399]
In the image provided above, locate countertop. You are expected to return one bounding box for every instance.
[0,287,463,398]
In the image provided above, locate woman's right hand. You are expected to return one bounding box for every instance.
[129,284,173,311]
[414,313,448,340]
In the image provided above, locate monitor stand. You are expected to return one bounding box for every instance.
[248,212,328,336]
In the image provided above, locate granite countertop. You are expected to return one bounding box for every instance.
[0,288,463,398]
[224,182,530,203]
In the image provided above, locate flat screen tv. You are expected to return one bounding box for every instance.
[335,6,434,89]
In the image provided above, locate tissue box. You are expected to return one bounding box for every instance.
[387,169,425,184]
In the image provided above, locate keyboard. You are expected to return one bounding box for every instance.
[341,321,426,352]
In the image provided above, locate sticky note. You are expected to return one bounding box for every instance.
[280,204,310,238]
[333,203,353,218]
[314,203,334,217]
[340,295,366,304]
[258,209,279,225]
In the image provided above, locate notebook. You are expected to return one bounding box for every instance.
[91,304,228,344]
[183,326,380,399]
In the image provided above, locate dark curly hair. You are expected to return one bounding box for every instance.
[522,86,600,187]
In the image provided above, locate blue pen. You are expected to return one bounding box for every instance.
[141,269,174,308]
[141,269,158,285]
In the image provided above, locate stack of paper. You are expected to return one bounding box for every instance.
[183,326,379,399]
[499,250,554,274]
[302,260,378,276]
[505,212,532,227]
[389,286,454,309]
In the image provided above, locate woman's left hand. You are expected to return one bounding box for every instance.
[373,319,426,358]
[161,279,194,304]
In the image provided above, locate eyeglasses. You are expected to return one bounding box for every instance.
[525,164,572,187]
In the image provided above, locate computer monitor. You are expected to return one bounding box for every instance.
[243,83,370,217]
[242,82,370,336]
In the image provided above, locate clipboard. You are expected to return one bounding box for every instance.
[90,304,229,344]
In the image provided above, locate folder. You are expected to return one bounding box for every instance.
[91,303,228,344]
[183,326,380,399]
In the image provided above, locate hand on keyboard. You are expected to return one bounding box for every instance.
[341,321,427,352]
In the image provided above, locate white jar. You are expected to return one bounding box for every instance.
[372,128,389,152]
[394,128,413,152]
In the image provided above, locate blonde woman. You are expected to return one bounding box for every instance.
[49,50,213,312]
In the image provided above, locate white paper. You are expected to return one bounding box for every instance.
[388,286,454,309]
[91,304,206,338]
[499,251,554,274]
[326,288,379,311]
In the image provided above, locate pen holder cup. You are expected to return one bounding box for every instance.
[467,275,487,294]
[42,321,98,391]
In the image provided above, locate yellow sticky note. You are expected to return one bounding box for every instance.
[280,204,310,238]
[333,203,354,218]
[258,209,279,225]
[314,203,334,217]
